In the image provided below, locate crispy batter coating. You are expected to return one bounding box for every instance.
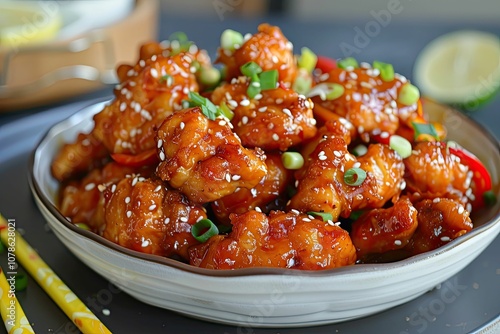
[288,136,404,220]
[51,132,109,182]
[350,197,418,261]
[59,162,150,233]
[404,141,473,210]
[312,64,421,142]
[211,78,317,150]
[211,153,293,223]
[93,52,199,154]
[217,24,297,84]
[155,107,268,204]
[406,198,472,256]
[189,210,356,270]
[102,177,207,260]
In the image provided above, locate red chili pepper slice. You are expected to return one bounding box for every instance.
[448,145,492,207]
[315,56,337,73]
[111,149,158,168]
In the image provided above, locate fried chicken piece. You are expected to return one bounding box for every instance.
[404,141,472,210]
[210,78,317,150]
[102,177,207,260]
[189,210,356,270]
[299,118,352,161]
[288,136,404,220]
[51,132,109,182]
[211,153,293,224]
[155,107,267,204]
[59,162,150,233]
[93,51,199,155]
[406,198,472,256]
[312,63,422,142]
[350,197,418,261]
[217,24,297,85]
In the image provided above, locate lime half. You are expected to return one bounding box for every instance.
[414,30,500,111]
[0,2,62,48]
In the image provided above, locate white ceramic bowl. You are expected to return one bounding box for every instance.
[30,99,500,328]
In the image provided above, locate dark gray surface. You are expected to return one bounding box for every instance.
[0,11,499,334]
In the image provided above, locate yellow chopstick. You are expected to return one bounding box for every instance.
[0,215,112,334]
[0,266,34,334]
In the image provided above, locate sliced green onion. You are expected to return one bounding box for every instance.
[75,223,91,231]
[412,122,438,140]
[188,92,219,120]
[483,190,497,206]
[344,167,367,186]
[221,29,244,52]
[298,47,317,73]
[169,31,189,43]
[199,66,221,87]
[292,75,312,95]
[160,74,173,86]
[281,152,304,170]
[337,57,359,70]
[246,83,261,99]
[218,102,234,120]
[307,211,333,222]
[15,273,28,291]
[191,218,219,243]
[398,83,420,106]
[325,83,345,100]
[240,61,262,77]
[352,144,368,157]
[259,70,278,91]
[389,135,412,159]
[306,83,344,100]
[373,60,394,82]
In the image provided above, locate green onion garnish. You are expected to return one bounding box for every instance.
[373,60,394,82]
[412,122,438,140]
[337,57,359,70]
[220,29,244,52]
[246,83,261,99]
[75,223,91,231]
[15,273,28,291]
[298,47,317,73]
[188,92,219,120]
[218,102,234,120]
[483,190,497,206]
[160,74,173,86]
[199,66,221,87]
[191,219,219,243]
[325,83,345,100]
[389,135,412,159]
[259,70,278,91]
[307,211,333,222]
[344,167,367,186]
[281,152,304,170]
[352,144,368,157]
[292,75,312,95]
[168,31,189,43]
[306,83,344,100]
[398,83,420,106]
[240,61,263,77]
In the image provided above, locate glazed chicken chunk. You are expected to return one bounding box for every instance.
[211,78,317,150]
[288,134,404,220]
[93,51,199,155]
[217,23,297,85]
[102,177,207,260]
[189,210,356,270]
[155,107,268,204]
[312,62,422,142]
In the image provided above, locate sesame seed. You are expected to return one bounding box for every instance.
[125,197,131,204]
[159,151,165,161]
[272,133,279,141]
[241,116,248,124]
[111,184,116,193]
[440,236,451,242]
[84,183,95,191]
[255,207,262,212]
[232,174,241,181]
[394,240,402,246]
[258,106,268,112]
[318,155,327,161]
[240,99,250,107]
[180,216,188,222]
[272,55,279,63]
[275,98,283,104]
[180,122,185,129]
[164,217,170,224]
[120,102,126,112]
[157,139,163,148]
[228,100,238,108]
[97,184,106,192]
[282,108,292,117]
[254,93,263,100]
[333,151,342,158]
[126,211,132,218]
[141,239,149,247]
[225,173,231,182]
[458,205,465,214]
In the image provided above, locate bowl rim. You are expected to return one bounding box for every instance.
[29,98,500,278]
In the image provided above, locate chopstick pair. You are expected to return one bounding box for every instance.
[0,214,112,334]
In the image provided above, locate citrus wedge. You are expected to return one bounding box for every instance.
[0,2,62,48]
[414,30,500,111]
